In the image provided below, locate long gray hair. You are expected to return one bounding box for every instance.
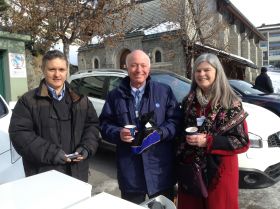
[190,53,240,109]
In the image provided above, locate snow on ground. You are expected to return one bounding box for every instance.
[268,71,280,93]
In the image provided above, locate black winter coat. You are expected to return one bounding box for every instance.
[255,72,274,93]
[9,80,99,182]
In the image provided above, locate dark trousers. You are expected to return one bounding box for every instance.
[121,187,175,204]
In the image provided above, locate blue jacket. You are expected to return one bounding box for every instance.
[99,76,181,195]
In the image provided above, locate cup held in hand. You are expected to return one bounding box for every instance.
[196,116,205,126]
[185,127,198,135]
[124,125,136,140]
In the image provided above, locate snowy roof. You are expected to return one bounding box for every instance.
[126,21,180,35]
[195,42,257,68]
[89,21,180,44]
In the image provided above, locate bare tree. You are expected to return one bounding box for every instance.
[160,0,228,77]
[0,0,9,17]
[3,0,135,59]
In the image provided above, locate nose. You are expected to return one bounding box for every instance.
[135,64,143,71]
[53,69,62,76]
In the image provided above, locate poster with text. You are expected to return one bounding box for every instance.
[9,53,27,78]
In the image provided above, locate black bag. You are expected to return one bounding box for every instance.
[176,161,208,198]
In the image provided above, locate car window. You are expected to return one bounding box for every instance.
[229,80,265,95]
[79,76,106,99]
[108,76,123,92]
[150,74,190,102]
[70,78,81,90]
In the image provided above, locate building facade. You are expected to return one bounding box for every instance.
[0,31,30,102]
[78,0,264,83]
[258,23,280,68]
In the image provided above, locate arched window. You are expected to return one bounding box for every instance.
[92,57,100,69]
[94,58,99,69]
[155,50,162,63]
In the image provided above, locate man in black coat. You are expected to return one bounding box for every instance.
[255,67,274,93]
[9,50,99,182]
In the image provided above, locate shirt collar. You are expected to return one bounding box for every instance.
[131,82,146,96]
[46,83,65,101]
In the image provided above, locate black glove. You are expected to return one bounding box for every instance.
[54,149,67,165]
[132,111,161,147]
[75,146,89,159]
[139,111,156,127]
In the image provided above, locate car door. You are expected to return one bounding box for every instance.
[74,75,123,117]
[77,76,107,116]
[0,95,25,184]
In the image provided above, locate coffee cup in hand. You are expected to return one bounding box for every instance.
[196,116,205,126]
[185,127,198,135]
[124,125,136,140]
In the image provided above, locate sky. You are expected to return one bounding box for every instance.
[230,0,280,27]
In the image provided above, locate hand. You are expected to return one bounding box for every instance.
[120,128,135,143]
[72,146,88,162]
[54,149,71,165]
[186,133,207,147]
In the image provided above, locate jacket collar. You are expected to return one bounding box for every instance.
[118,76,151,98]
[36,79,81,102]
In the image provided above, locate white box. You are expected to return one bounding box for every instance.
[67,192,144,209]
[0,170,92,209]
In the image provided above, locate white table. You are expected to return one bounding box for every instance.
[0,170,92,209]
[67,192,144,209]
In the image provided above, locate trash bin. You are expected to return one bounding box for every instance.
[140,195,176,209]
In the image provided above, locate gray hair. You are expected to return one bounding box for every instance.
[125,49,151,68]
[190,53,240,109]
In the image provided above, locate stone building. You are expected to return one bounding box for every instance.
[78,0,265,83]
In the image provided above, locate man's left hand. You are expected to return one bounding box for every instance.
[72,146,89,162]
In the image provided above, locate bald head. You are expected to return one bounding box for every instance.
[126,50,150,68]
[125,50,151,88]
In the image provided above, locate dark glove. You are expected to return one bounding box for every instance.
[54,149,67,165]
[139,111,156,127]
[75,146,89,159]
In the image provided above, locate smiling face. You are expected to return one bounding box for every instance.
[195,61,216,93]
[43,58,68,94]
[126,50,150,88]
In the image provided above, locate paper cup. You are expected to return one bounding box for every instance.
[185,127,198,135]
[196,116,206,126]
[124,125,136,139]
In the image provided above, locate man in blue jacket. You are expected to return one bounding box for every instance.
[99,49,181,204]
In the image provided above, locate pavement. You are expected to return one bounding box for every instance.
[89,149,280,209]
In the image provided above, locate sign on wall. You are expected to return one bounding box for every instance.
[8,53,27,78]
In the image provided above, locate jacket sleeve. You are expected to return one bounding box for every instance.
[206,120,250,155]
[158,86,182,141]
[267,77,274,93]
[99,94,122,145]
[78,98,100,156]
[9,96,61,164]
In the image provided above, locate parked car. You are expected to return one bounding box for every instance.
[0,95,25,184]
[69,69,280,189]
[229,79,280,117]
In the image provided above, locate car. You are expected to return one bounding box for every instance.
[69,69,191,116]
[69,69,280,189]
[229,79,280,117]
[0,95,25,184]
